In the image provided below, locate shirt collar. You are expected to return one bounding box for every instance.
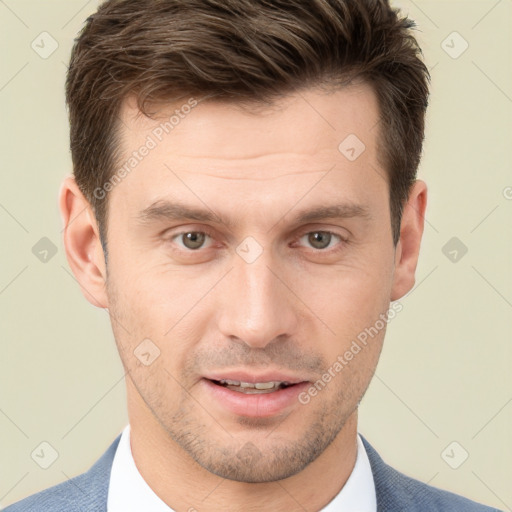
[107,424,376,511]
[320,432,377,511]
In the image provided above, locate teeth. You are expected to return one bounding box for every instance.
[218,380,289,390]
[254,382,276,390]
[221,379,240,386]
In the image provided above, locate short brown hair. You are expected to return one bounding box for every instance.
[66,0,430,256]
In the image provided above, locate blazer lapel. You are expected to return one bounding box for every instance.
[360,434,419,512]
[69,434,121,511]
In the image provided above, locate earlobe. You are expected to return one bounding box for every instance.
[59,176,108,308]
[390,180,428,301]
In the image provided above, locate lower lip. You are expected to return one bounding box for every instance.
[201,379,309,418]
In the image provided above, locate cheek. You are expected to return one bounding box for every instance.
[293,261,394,339]
[107,268,210,376]
[111,266,183,328]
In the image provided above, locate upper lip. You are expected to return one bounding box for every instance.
[203,371,309,385]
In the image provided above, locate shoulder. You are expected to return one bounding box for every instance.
[360,435,503,512]
[2,435,121,512]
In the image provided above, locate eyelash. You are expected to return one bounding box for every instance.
[169,228,348,254]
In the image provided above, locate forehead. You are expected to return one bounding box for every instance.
[117,83,380,167]
[109,83,385,222]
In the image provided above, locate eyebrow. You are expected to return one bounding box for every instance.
[136,199,372,230]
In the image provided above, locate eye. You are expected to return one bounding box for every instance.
[171,231,214,250]
[298,231,345,251]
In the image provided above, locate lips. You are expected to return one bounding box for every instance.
[201,371,310,417]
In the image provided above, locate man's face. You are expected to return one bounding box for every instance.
[104,84,398,482]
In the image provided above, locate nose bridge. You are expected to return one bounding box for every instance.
[217,244,298,348]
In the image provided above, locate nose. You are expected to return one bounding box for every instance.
[216,246,299,349]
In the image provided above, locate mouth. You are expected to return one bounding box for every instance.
[209,379,295,394]
[201,373,310,417]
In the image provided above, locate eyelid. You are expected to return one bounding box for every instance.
[295,226,348,240]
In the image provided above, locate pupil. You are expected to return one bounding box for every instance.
[183,232,205,249]
[309,231,331,249]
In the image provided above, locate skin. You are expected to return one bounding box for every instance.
[59,82,427,511]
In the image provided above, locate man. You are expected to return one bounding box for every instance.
[5,0,501,511]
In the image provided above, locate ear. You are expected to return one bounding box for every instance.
[59,175,108,308]
[390,179,428,301]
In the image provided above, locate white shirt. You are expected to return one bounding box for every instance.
[107,424,376,512]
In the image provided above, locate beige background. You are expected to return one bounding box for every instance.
[0,0,510,510]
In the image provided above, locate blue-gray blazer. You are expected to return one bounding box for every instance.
[3,434,502,511]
